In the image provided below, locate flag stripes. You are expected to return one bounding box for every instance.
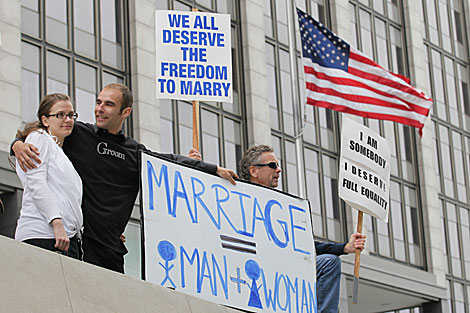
[297,8,432,134]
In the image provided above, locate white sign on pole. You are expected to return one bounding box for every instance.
[155,10,232,102]
[140,151,317,313]
[338,117,391,222]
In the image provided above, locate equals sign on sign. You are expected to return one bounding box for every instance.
[220,235,257,255]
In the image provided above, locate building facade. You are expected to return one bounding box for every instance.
[0,0,469,312]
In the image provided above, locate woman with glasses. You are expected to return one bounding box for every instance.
[14,93,82,259]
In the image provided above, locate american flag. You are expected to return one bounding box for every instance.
[296,8,432,135]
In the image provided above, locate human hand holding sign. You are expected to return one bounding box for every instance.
[343,232,366,254]
[12,141,41,172]
[187,147,202,161]
[216,166,238,185]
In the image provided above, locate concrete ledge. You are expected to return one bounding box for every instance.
[0,235,239,313]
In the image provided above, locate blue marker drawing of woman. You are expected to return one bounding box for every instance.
[245,259,263,309]
[157,240,177,288]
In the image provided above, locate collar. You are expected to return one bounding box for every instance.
[92,124,126,141]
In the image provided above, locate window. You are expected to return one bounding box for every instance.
[423,0,470,310]
[20,0,130,133]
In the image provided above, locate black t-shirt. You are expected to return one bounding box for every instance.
[63,121,217,254]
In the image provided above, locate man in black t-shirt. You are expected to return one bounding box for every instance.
[13,83,238,273]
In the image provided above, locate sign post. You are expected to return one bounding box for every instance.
[338,117,391,303]
[353,211,363,303]
[191,7,200,150]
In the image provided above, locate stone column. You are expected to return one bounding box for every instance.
[403,0,447,290]
[240,0,271,147]
[129,0,161,151]
[0,0,21,151]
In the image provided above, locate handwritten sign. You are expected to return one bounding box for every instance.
[338,117,391,222]
[141,151,317,313]
[155,10,232,102]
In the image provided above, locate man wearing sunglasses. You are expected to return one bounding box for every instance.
[239,144,366,313]
[11,83,238,274]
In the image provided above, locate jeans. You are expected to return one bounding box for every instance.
[23,236,81,260]
[316,254,342,313]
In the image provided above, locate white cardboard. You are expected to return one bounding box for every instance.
[155,10,232,102]
[338,117,391,222]
[141,151,317,313]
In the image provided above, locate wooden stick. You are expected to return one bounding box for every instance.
[354,210,363,277]
[352,210,363,303]
[192,100,200,151]
[191,7,200,151]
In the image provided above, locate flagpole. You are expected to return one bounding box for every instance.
[286,1,306,198]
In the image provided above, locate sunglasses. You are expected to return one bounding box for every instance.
[254,162,280,169]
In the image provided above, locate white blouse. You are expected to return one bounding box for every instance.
[15,130,83,241]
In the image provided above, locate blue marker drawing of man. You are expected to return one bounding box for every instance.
[157,240,177,288]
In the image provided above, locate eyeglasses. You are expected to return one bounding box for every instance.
[44,112,78,120]
[254,162,280,169]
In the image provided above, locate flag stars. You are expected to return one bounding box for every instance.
[297,11,350,72]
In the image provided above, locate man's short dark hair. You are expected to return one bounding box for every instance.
[104,83,133,112]
[239,145,274,181]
